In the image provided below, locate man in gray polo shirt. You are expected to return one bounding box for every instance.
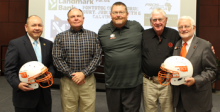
[98,2,143,112]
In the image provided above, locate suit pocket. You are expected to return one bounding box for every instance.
[195,83,210,92]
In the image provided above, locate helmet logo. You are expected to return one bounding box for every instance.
[175,66,188,72]
[19,72,28,78]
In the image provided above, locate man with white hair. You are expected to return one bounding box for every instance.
[142,8,180,112]
[172,16,216,112]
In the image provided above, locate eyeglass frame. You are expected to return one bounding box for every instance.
[111,11,127,15]
[150,18,165,23]
[178,25,193,30]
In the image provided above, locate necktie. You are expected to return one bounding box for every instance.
[33,40,42,62]
[180,42,187,57]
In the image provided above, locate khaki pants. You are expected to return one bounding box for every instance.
[60,74,96,112]
[143,76,173,112]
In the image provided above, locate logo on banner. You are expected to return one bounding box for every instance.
[51,16,69,39]
[49,0,57,10]
[144,1,179,27]
[165,2,172,11]
[145,2,172,12]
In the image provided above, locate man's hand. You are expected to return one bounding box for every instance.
[211,46,215,54]
[184,77,195,87]
[77,79,86,85]
[71,72,86,85]
[18,82,34,91]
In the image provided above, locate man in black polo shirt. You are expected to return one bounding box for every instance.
[98,2,143,112]
[142,8,180,112]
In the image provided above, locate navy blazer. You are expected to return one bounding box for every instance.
[4,34,56,108]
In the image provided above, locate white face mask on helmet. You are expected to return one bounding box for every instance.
[19,61,53,89]
[158,56,193,86]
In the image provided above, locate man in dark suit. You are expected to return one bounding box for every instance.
[173,16,216,112]
[4,15,55,112]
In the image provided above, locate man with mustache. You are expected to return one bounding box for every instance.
[142,8,180,112]
[172,16,216,112]
[98,2,143,112]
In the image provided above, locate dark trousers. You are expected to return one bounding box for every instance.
[176,95,211,112]
[15,90,51,112]
[106,84,142,112]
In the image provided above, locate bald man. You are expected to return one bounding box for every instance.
[4,15,56,112]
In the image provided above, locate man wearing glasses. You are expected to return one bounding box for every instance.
[98,2,143,112]
[142,8,180,112]
[172,16,216,112]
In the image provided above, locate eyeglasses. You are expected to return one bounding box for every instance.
[178,25,191,30]
[111,11,126,15]
[151,18,164,22]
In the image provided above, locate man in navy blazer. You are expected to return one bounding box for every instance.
[173,16,216,112]
[4,15,55,112]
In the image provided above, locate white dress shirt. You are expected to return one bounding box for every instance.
[27,33,41,52]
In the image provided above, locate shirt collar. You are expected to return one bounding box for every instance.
[109,20,129,32]
[181,35,194,46]
[27,33,40,44]
[152,27,168,39]
[70,27,85,33]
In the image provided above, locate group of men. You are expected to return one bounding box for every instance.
[4,1,216,112]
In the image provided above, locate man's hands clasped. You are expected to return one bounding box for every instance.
[71,72,86,85]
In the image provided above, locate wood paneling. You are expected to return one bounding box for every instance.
[200,0,219,5]
[219,6,220,26]
[8,1,26,22]
[10,0,26,1]
[0,23,25,44]
[215,81,220,90]
[199,5,219,26]
[199,26,220,57]
[0,2,9,22]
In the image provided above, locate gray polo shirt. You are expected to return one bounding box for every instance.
[98,20,143,89]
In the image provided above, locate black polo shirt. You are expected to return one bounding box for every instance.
[142,27,181,77]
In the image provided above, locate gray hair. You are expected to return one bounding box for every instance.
[150,8,166,18]
[178,16,195,27]
[67,8,84,18]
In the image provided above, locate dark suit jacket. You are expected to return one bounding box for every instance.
[4,34,56,108]
[173,36,216,112]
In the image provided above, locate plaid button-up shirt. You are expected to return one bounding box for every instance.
[52,28,102,78]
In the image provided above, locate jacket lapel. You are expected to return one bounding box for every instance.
[23,34,38,61]
[174,40,182,56]
[186,35,198,59]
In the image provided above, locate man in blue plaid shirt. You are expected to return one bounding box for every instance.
[52,8,102,112]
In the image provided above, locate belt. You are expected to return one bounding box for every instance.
[143,73,160,84]
[143,73,153,80]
